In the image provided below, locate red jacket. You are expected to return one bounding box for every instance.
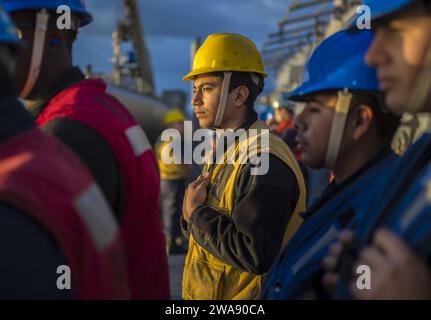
[36,78,170,299]
[0,129,129,299]
[275,118,293,135]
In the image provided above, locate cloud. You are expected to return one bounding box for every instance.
[75,0,288,95]
[83,0,286,43]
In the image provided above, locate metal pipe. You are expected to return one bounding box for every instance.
[268,22,320,39]
[263,35,315,54]
[278,8,334,27]
[123,0,155,95]
[264,54,306,66]
[264,30,316,47]
[263,46,308,59]
[264,51,302,65]
[265,56,293,68]
[263,45,306,62]
[289,0,331,11]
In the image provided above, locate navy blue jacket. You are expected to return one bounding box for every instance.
[262,147,400,299]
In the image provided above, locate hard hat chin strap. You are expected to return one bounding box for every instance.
[405,41,431,113]
[324,89,353,169]
[212,71,232,129]
[20,9,50,99]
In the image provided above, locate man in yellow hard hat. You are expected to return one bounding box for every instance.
[180,33,307,300]
[156,109,191,255]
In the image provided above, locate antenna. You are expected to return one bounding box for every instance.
[112,0,155,95]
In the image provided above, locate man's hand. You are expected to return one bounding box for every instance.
[182,173,211,222]
[322,229,355,294]
[349,228,431,300]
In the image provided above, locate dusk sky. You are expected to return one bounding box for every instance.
[73,0,290,99]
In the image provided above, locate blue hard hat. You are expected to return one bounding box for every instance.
[350,0,418,29]
[0,5,19,47]
[258,107,274,122]
[288,29,379,101]
[362,0,417,21]
[0,0,92,27]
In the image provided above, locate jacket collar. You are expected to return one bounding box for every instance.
[25,67,85,119]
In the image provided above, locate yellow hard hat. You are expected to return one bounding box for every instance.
[164,109,185,125]
[183,33,267,81]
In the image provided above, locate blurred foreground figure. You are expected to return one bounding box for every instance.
[0,6,128,299]
[1,0,169,299]
[324,0,431,300]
